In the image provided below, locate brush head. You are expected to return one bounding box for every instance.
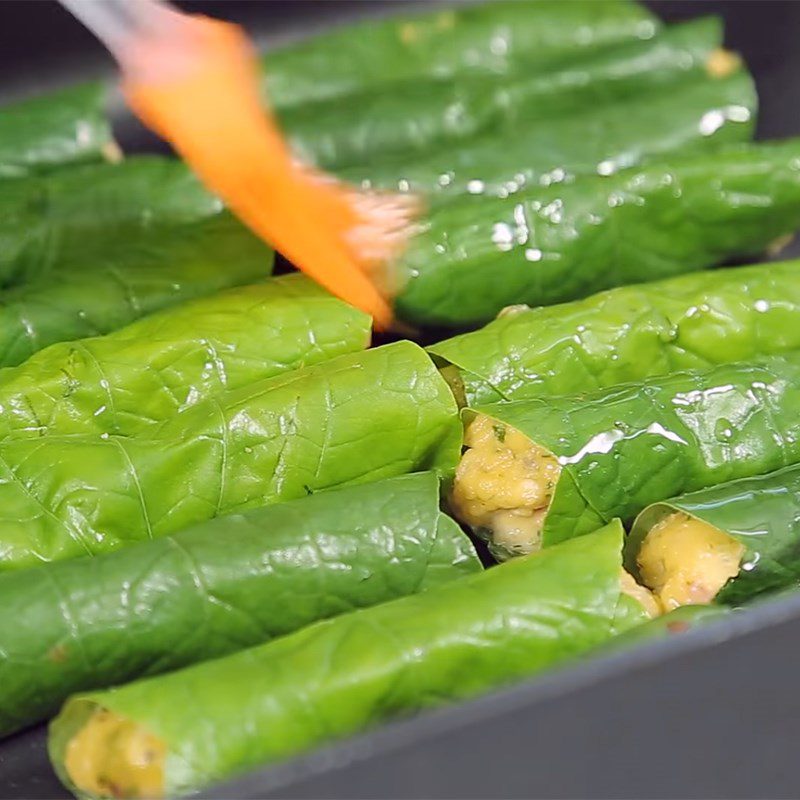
[116,10,418,331]
[347,190,423,277]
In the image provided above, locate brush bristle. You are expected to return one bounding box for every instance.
[346,191,422,264]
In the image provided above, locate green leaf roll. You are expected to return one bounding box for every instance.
[396,141,800,327]
[450,356,800,559]
[429,261,800,406]
[0,341,461,571]
[340,70,755,202]
[0,274,369,438]
[0,157,218,287]
[0,472,479,737]
[0,214,272,367]
[283,18,723,170]
[0,157,271,366]
[0,82,115,178]
[49,520,651,799]
[629,464,800,608]
[263,1,660,110]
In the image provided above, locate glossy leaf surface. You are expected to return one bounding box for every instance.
[0,341,461,571]
[284,19,720,170]
[430,261,800,405]
[50,522,642,799]
[399,141,800,326]
[0,274,369,438]
[0,83,113,178]
[0,473,478,736]
[264,1,660,110]
[476,355,800,547]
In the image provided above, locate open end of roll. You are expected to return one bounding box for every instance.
[449,414,561,559]
[64,707,166,800]
[637,512,745,610]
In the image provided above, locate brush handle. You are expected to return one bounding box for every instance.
[59,0,181,63]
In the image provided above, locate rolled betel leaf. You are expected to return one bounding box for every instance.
[0,472,479,737]
[0,156,218,287]
[341,69,755,202]
[628,463,800,610]
[0,82,116,179]
[448,356,800,559]
[428,260,800,407]
[283,18,724,171]
[0,273,370,438]
[49,520,658,799]
[263,0,660,110]
[395,139,800,328]
[0,213,272,367]
[0,341,461,571]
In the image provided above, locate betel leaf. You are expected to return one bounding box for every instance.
[49,521,643,799]
[429,261,800,406]
[0,341,461,571]
[0,472,478,736]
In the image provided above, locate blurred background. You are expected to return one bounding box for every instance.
[1,1,800,140]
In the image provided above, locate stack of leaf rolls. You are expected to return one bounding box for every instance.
[1,2,800,797]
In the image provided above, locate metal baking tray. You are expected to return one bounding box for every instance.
[1,2,800,797]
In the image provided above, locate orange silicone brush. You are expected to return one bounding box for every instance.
[60,0,417,331]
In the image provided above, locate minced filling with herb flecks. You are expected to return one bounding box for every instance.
[450,414,561,557]
[637,512,744,610]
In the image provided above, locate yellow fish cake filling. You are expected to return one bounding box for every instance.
[65,708,166,799]
[450,414,561,557]
[637,512,745,610]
